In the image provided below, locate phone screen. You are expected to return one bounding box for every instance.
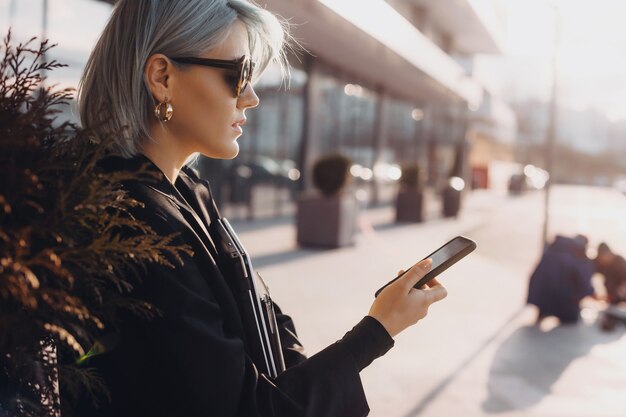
[428,237,474,272]
[374,236,476,297]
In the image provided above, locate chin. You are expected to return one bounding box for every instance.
[201,144,239,160]
[224,142,240,159]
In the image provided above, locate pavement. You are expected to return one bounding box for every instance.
[231,187,626,417]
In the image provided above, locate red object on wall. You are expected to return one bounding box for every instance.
[471,166,489,189]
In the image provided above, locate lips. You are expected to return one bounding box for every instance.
[231,117,246,133]
[232,117,246,133]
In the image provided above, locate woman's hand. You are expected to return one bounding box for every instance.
[368,259,447,338]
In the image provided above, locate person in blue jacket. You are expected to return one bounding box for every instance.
[76,1,448,416]
[527,235,595,324]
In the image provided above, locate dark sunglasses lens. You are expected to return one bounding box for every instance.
[239,59,251,95]
[222,73,239,97]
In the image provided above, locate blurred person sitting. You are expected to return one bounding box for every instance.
[527,235,595,325]
[595,243,626,331]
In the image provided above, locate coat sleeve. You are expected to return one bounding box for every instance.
[255,316,394,417]
[273,303,308,368]
[87,207,393,417]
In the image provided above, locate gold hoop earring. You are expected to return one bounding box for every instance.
[154,96,173,123]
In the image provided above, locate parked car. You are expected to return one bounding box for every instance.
[508,165,549,195]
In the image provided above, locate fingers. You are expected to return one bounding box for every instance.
[401,259,432,291]
[425,277,443,288]
[409,276,447,303]
[425,284,448,303]
[425,278,447,302]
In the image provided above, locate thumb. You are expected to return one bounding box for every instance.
[400,259,432,291]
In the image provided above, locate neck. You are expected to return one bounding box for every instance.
[141,128,191,184]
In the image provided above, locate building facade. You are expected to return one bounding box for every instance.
[1,0,517,219]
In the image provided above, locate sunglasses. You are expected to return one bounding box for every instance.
[169,55,255,98]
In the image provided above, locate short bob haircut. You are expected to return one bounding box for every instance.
[79,0,289,158]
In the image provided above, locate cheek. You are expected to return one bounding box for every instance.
[197,94,236,142]
[176,79,232,137]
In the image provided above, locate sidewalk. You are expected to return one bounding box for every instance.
[234,189,626,417]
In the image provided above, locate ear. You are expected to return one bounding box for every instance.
[144,54,174,102]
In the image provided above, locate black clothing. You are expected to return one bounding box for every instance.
[527,235,594,322]
[80,155,393,417]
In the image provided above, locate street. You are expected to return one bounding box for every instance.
[236,185,626,417]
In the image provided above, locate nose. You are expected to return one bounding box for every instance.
[237,84,259,110]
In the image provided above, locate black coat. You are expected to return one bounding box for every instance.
[527,235,594,321]
[78,155,392,417]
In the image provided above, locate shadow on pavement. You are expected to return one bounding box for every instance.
[482,321,625,413]
[403,308,526,417]
[228,214,293,233]
[250,247,325,269]
[369,221,408,232]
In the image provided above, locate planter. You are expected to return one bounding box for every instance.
[395,189,424,223]
[442,186,462,218]
[296,193,358,248]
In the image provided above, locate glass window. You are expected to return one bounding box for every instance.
[384,98,422,165]
[198,62,307,220]
[317,64,378,168]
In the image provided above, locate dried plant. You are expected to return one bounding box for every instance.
[0,31,192,417]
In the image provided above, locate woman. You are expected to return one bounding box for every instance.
[78,1,447,416]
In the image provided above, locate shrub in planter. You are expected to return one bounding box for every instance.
[395,165,424,223]
[296,154,357,248]
[311,154,352,197]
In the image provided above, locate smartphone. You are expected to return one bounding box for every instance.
[374,235,477,297]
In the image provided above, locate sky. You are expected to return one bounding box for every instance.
[476,0,626,122]
[1,0,626,122]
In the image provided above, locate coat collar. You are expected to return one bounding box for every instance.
[99,153,184,207]
[105,153,220,259]
[111,154,203,215]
